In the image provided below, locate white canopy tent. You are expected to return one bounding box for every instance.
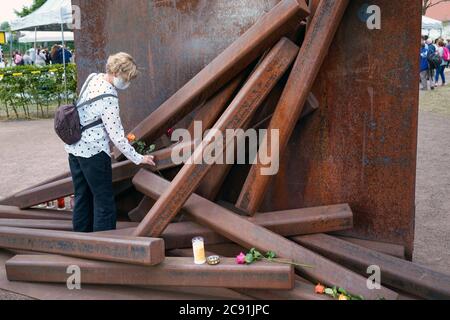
[422,16,443,38]
[10,0,73,102]
[10,0,73,32]
[18,31,74,43]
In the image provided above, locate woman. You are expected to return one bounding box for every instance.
[435,41,447,86]
[65,52,155,233]
[50,45,60,64]
[35,49,47,67]
[13,51,24,66]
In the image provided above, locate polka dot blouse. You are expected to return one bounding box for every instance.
[65,73,144,165]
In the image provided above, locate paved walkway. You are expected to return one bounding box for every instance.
[414,111,450,274]
[0,120,69,199]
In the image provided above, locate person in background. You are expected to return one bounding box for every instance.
[50,45,60,64]
[65,52,155,232]
[435,40,447,86]
[426,38,436,89]
[0,49,5,69]
[446,40,450,68]
[23,50,33,65]
[420,40,429,90]
[35,48,47,67]
[50,44,72,65]
[13,51,24,66]
[423,35,429,49]
[43,48,51,65]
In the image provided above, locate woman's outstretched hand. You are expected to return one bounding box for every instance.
[141,155,156,167]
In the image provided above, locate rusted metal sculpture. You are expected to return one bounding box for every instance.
[133,38,300,237]
[169,247,332,301]
[112,0,309,158]
[0,219,137,231]
[0,227,164,266]
[161,204,353,250]
[10,161,140,209]
[0,205,72,221]
[0,0,429,300]
[236,0,350,215]
[6,255,294,290]
[293,234,450,300]
[70,0,422,259]
[335,236,406,259]
[133,169,398,300]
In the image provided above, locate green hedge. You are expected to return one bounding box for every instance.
[0,64,77,119]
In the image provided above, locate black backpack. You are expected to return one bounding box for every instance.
[54,74,117,145]
[427,46,442,69]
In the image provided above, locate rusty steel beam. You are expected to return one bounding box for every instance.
[168,246,331,300]
[0,219,138,232]
[0,205,72,221]
[128,196,155,222]
[11,161,141,209]
[293,234,450,300]
[187,73,247,138]
[160,204,352,250]
[133,170,397,300]
[133,38,300,237]
[187,71,253,201]
[335,236,406,260]
[113,0,309,159]
[149,140,197,172]
[0,227,164,266]
[6,255,294,290]
[236,0,350,215]
[243,280,333,300]
[0,172,72,206]
[196,88,319,201]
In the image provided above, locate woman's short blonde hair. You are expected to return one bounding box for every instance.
[106,52,139,82]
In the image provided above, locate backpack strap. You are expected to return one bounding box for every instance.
[77,93,118,109]
[76,73,96,106]
[76,74,118,132]
[79,94,118,132]
[81,119,104,132]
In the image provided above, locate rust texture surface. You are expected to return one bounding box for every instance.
[73,0,421,256]
[262,0,421,256]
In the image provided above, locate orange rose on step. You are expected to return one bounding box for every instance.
[127,133,136,143]
[315,283,325,294]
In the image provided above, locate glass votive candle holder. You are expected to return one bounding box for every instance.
[46,201,55,209]
[192,237,206,265]
[57,198,65,210]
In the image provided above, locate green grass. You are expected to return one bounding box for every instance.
[0,102,59,121]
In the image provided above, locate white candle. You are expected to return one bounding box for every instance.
[192,237,206,265]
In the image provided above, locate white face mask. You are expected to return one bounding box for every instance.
[113,76,130,90]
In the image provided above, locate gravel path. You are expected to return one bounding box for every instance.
[414,111,450,274]
[0,120,69,199]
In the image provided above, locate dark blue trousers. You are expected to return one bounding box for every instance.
[69,151,117,232]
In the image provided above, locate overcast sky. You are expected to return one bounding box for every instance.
[1,0,34,24]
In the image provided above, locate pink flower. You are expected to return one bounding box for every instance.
[167,128,174,137]
[236,252,246,265]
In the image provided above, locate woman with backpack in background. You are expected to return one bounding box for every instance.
[64,52,156,232]
[435,40,448,86]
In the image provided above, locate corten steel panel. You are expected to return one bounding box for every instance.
[73,0,282,131]
[258,0,420,257]
[74,1,420,256]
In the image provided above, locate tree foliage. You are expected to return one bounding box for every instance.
[15,0,47,18]
[0,64,77,119]
[422,0,450,15]
[0,22,10,31]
